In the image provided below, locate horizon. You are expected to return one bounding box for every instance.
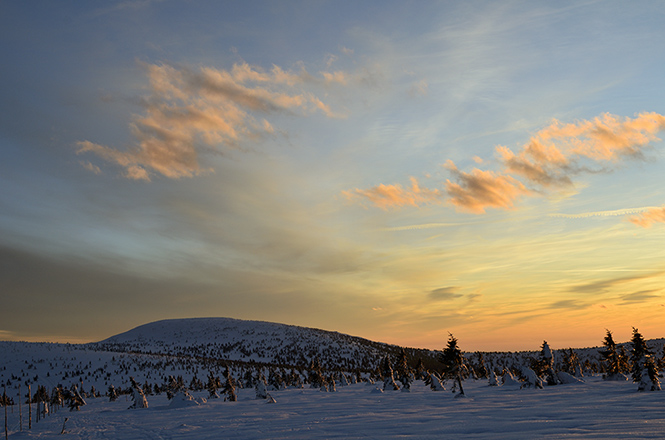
[2,1,665,353]
[1,315,658,354]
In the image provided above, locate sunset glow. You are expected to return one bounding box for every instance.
[2,1,665,351]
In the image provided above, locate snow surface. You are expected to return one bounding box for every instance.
[5,377,665,439]
[3,318,665,439]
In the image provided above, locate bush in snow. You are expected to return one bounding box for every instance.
[556,371,584,384]
[488,370,500,386]
[502,370,521,387]
[424,371,445,391]
[128,376,149,409]
[168,389,203,408]
[519,366,543,389]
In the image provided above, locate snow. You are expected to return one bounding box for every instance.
[5,377,665,439]
[3,318,665,439]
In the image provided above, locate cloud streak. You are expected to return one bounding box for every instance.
[342,177,443,210]
[78,60,348,180]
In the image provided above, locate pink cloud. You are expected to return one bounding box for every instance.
[343,177,443,209]
[78,60,347,180]
[444,160,531,214]
[629,207,665,228]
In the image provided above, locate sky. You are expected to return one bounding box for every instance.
[3,0,665,352]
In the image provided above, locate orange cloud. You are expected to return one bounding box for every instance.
[444,160,530,214]
[343,177,442,209]
[78,60,347,180]
[629,207,665,227]
[497,112,665,188]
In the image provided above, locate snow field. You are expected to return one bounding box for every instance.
[5,376,665,439]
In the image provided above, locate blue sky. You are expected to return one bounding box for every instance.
[3,1,665,351]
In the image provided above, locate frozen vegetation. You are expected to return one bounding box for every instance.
[1,318,664,439]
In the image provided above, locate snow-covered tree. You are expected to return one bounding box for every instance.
[630,328,661,391]
[638,355,661,392]
[439,333,467,396]
[394,348,413,392]
[107,384,118,402]
[206,372,221,399]
[599,329,624,380]
[68,384,86,411]
[222,367,237,402]
[630,327,653,385]
[539,341,559,386]
[380,356,400,391]
[128,376,149,409]
[424,371,445,391]
[255,372,268,399]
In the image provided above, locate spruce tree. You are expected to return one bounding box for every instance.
[599,329,622,379]
[128,377,149,409]
[439,333,467,396]
[107,384,118,402]
[221,367,237,402]
[630,327,652,384]
[206,372,220,399]
[380,356,400,391]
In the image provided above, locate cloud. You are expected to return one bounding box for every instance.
[78,60,348,180]
[550,206,659,219]
[443,160,531,214]
[429,286,463,301]
[498,112,665,188]
[628,206,665,227]
[569,271,664,294]
[344,112,665,215]
[549,299,590,309]
[619,289,662,304]
[342,177,443,209]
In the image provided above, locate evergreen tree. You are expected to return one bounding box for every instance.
[394,348,413,391]
[599,329,622,379]
[630,327,653,384]
[439,333,467,396]
[128,376,149,409]
[206,372,221,399]
[380,356,400,391]
[107,384,118,402]
[68,384,86,411]
[255,372,268,399]
[221,367,237,402]
[539,341,558,386]
[308,358,326,389]
[638,355,662,392]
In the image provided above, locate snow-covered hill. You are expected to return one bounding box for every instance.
[91,317,437,371]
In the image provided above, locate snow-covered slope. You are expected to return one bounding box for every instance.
[92,317,437,371]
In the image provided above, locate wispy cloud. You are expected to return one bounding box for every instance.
[429,286,463,301]
[78,60,350,181]
[628,206,665,227]
[619,289,662,304]
[550,206,659,219]
[569,270,664,294]
[342,177,443,210]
